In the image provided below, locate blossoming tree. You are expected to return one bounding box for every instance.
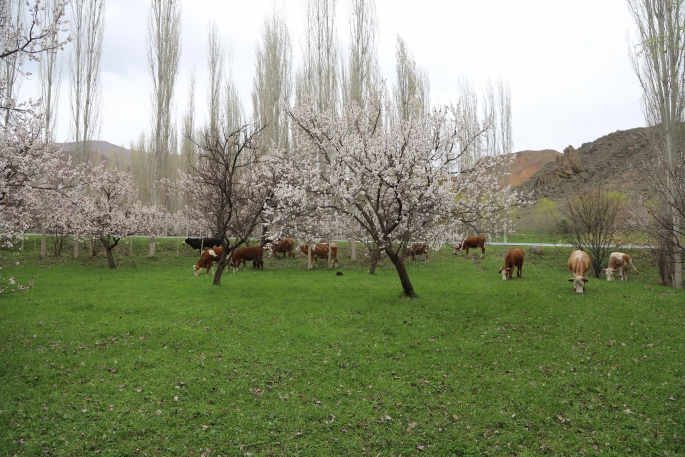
[77,163,144,269]
[270,92,526,297]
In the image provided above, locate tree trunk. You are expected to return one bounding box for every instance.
[212,248,232,286]
[308,244,313,270]
[105,246,116,269]
[673,212,683,289]
[73,238,79,259]
[386,248,415,298]
[40,227,47,259]
[149,236,156,257]
[350,239,357,260]
[100,236,119,269]
[369,247,379,275]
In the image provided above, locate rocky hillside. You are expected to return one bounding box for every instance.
[509,127,654,230]
[514,127,653,200]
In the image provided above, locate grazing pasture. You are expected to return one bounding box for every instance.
[1,239,683,456]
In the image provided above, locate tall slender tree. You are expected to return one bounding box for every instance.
[627,0,684,288]
[69,0,105,167]
[342,0,379,109]
[297,0,339,114]
[39,0,64,144]
[1,0,26,126]
[180,71,197,173]
[147,0,181,208]
[393,36,430,123]
[206,22,224,141]
[252,9,292,151]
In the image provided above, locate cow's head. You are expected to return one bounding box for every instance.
[568,275,588,293]
[499,267,510,280]
[453,243,463,254]
[604,268,619,281]
[193,264,202,276]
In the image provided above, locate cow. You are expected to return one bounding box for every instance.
[453,236,486,259]
[568,250,592,293]
[499,248,524,280]
[193,247,223,276]
[405,243,429,262]
[183,237,222,254]
[267,238,295,259]
[230,246,264,273]
[604,252,639,281]
[299,243,339,269]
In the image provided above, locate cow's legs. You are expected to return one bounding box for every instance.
[480,247,485,259]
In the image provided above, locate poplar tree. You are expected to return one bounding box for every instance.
[69,0,105,167]
[627,0,684,288]
[147,0,181,209]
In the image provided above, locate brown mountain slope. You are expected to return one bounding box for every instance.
[506,149,560,187]
[515,127,652,199]
[511,127,654,230]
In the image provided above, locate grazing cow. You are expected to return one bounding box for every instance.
[193,247,223,276]
[499,249,525,280]
[230,246,264,273]
[183,237,222,254]
[405,243,429,262]
[299,243,339,269]
[453,236,486,259]
[604,252,639,281]
[267,238,295,259]
[567,250,592,293]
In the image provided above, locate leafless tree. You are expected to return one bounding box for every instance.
[393,35,430,123]
[559,189,630,278]
[184,123,268,286]
[147,0,181,208]
[252,8,292,151]
[1,0,26,126]
[627,0,684,288]
[206,22,224,140]
[296,0,339,114]
[38,0,64,144]
[180,71,197,173]
[69,0,105,167]
[342,0,379,109]
[223,50,244,136]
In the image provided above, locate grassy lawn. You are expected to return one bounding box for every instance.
[1,239,683,456]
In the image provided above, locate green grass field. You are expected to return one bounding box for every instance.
[1,239,683,456]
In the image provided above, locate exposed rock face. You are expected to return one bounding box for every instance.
[535,145,585,188]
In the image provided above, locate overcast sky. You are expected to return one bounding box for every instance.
[31,0,644,153]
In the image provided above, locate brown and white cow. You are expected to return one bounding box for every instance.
[604,252,639,281]
[567,250,592,293]
[454,236,486,259]
[230,246,264,273]
[499,248,524,280]
[299,243,339,269]
[405,243,429,262]
[267,238,295,259]
[193,247,223,276]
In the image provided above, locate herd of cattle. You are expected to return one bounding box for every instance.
[184,236,638,294]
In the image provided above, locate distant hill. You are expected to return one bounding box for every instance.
[59,141,133,168]
[507,149,560,187]
[514,127,652,199]
[510,127,654,230]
